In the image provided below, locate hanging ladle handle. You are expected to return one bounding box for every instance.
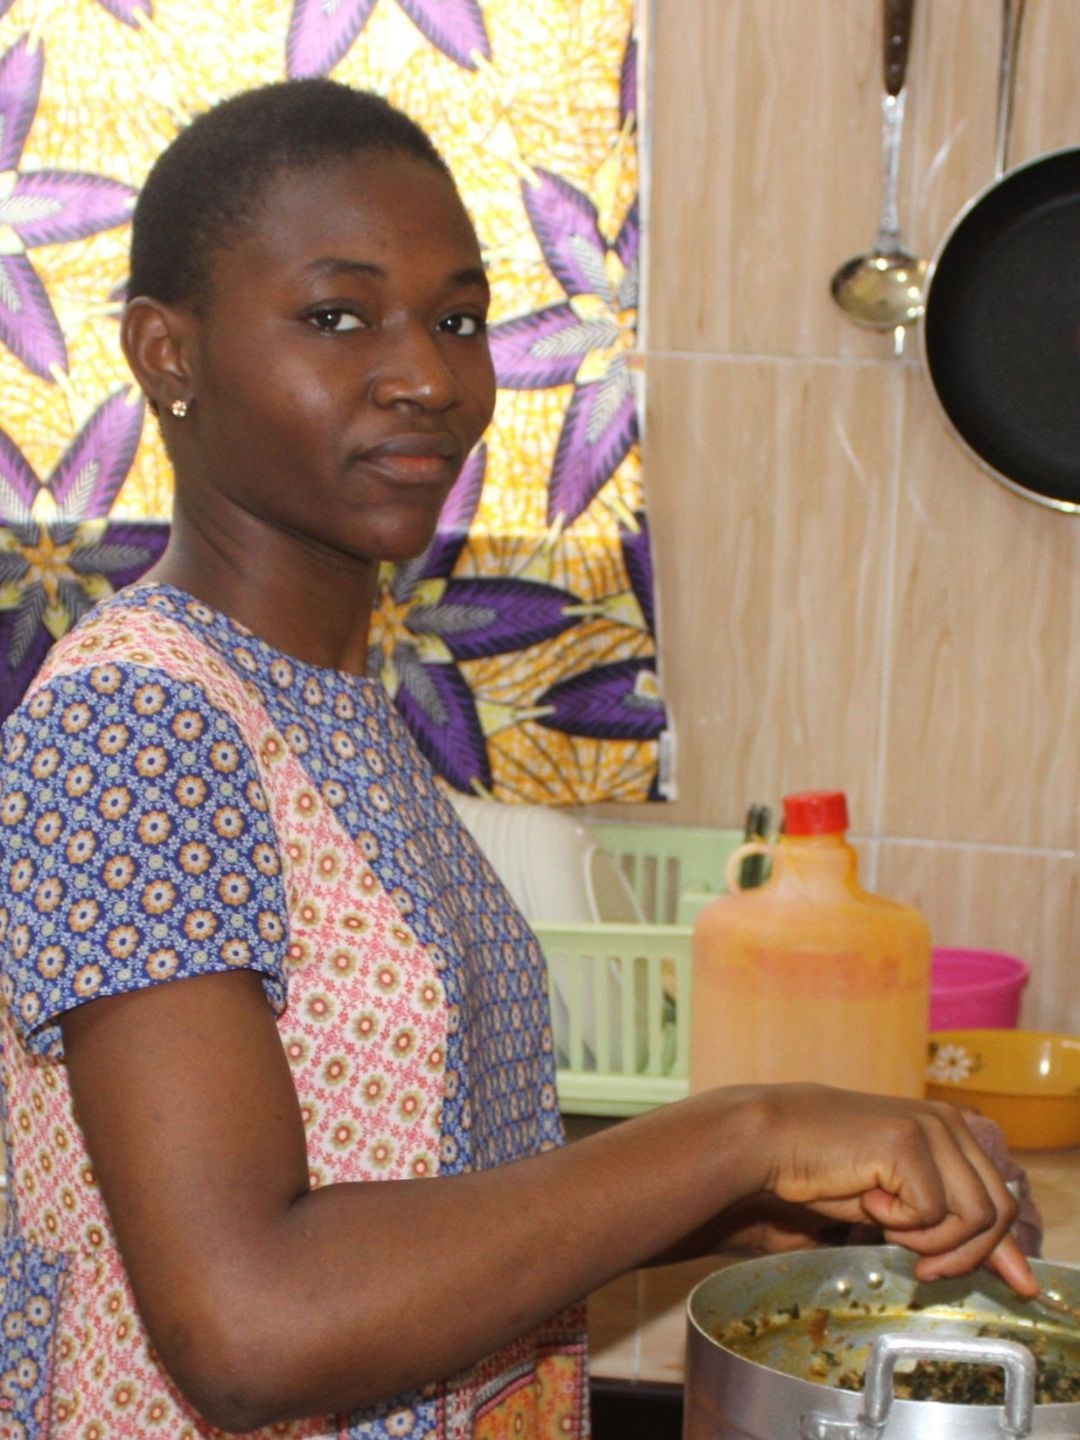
[883,0,915,96]
[993,0,1027,178]
[876,0,916,252]
[830,0,928,331]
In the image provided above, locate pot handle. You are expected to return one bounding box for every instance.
[799,1332,1036,1440]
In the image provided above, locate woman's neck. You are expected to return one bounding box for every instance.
[141,520,380,676]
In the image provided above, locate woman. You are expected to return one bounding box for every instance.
[0,80,1034,1439]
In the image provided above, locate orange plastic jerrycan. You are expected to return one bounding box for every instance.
[689,791,930,1098]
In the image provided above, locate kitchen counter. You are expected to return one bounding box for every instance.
[587,1146,1080,1387]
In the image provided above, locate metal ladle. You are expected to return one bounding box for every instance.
[1004,1180,1079,1332]
[1031,1287,1080,1331]
[830,0,928,331]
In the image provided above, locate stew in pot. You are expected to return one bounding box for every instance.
[713,1300,1080,1406]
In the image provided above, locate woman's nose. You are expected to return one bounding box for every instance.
[369,325,459,410]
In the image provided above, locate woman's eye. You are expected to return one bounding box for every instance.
[439,313,486,338]
[308,308,363,333]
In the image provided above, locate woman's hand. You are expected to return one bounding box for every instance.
[743,1084,1038,1294]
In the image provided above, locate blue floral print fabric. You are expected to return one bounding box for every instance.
[1,665,289,1057]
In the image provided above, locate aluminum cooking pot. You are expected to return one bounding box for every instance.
[684,1245,1080,1439]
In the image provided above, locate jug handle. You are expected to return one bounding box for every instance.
[724,842,772,894]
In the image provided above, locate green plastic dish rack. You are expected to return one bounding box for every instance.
[532,822,745,1117]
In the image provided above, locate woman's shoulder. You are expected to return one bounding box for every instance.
[24,585,263,732]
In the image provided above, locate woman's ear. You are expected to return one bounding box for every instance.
[121,297,193,414]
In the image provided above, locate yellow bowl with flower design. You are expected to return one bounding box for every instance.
[926,1029,1080,1150]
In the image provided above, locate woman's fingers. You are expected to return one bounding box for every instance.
[881,1110,998,1230]
[912,1229,1037,1296]
[886,1107,1024,1274]
[853,1104,1034,1293]
[765,1091,959,1228]
[983,1234,1039,1296]
[759,1088,1031,1292]
[894,1115,1033,1290]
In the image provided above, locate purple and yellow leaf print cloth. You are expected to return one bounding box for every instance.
[0,0,671,807]
[0,585,588,1439]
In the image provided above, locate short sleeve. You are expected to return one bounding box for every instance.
[0,662,289,1057]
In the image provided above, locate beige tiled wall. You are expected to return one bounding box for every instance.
[616,0,1080,1030]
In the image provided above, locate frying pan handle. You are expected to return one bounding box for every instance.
[882,0,915,98]
[994,0,1027,177]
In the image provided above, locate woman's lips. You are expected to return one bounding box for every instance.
[357,434,459,484]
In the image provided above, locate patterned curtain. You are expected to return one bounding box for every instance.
[0,0,672,804]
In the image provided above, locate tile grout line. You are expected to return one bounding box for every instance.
[639,350,925,369]
[869,361,908,870]
[638,0,655,359]
[851,833,1077,861]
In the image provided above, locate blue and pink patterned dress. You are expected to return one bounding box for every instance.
[0,584,588,1439]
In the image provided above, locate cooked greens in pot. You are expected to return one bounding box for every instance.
[713,1304,1080,1407]
[836,1325,1080,1406]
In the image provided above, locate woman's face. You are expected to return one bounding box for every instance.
[175,149,496,569]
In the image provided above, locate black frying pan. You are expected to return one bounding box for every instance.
[920,0,1080,514]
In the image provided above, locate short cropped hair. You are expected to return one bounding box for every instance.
[128,79,450,307]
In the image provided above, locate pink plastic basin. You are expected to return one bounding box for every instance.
[929,947,1030,1031]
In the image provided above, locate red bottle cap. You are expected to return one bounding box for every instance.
[783,790,849,835]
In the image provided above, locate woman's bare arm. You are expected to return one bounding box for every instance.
[61,969,1032,1434]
